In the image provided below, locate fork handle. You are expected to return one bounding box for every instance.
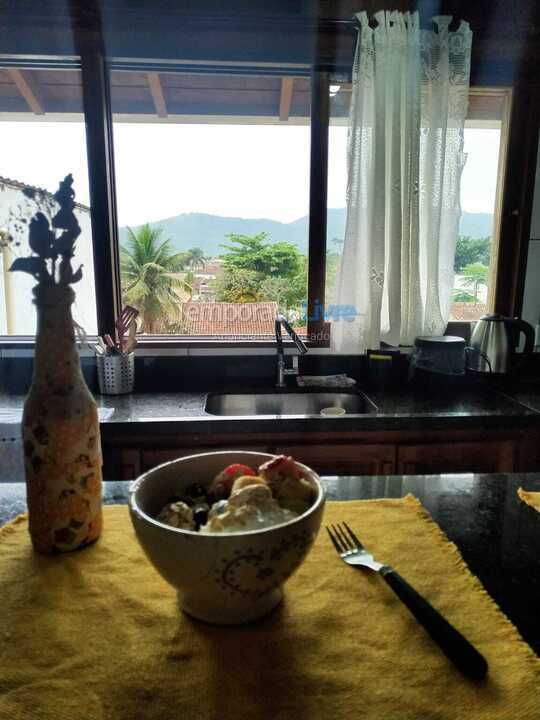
[380,566,488,681]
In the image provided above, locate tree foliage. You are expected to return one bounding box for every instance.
[120,224,192,333]
[186,247,207,270]
[214,233,307,315]
[220,232,302,278]
[460,262,489,303]
[325,250,341,305]
[452,289,477,302]
[454,236,491,273]
[211,269,261,304]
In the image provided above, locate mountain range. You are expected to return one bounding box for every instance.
[119,208,493,257]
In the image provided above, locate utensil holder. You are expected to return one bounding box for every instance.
[96,352,135,395]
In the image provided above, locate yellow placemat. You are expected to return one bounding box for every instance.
[1,499,538,720]
[518,487,540,512]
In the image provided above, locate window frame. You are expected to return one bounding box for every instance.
[0,54,329,349]
[107,63,329,348]
[0,48,536,350]
[446,86,512,331]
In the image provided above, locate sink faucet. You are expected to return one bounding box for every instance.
[275,314,308,388]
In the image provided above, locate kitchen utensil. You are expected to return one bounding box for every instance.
[116,306,139,352]
[123,317,138,354]
[96,352,135,394]
[103,334,120,354]
[96,336,108,355]
[410,336,467,376]
[326,521,488,681]
[467,314,535,374]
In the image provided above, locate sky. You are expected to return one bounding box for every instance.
[0,121,500,227]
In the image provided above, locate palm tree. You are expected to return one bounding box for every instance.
[460,262,489,303]
[186,247,207,270]
[120,224,192,333]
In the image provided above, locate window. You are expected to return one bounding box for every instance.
[325,84,511,328]
[110,68,311,340]
[450,89,510,322]
[0,65,97,335]
[326,80,349,314]
[0,52,517,349]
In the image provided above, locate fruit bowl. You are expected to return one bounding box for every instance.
[128,450,325,624]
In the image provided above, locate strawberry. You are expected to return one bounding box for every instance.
[222,463,256,480]
[209,463,256,499]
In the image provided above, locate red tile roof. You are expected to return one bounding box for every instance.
[181,301,279,337]
[450,302,488,321]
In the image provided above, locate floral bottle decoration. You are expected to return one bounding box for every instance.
[10,175,102,553]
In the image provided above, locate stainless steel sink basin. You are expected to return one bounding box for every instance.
[204,392,377,417]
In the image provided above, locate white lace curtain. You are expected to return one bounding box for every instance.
[331,11,472,352]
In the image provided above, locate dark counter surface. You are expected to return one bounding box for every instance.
[2,472,539,655]
[1,381,540,435]
[499,386,540,415]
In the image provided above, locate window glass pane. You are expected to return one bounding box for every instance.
[111,69,310,338]
[326,85,506,328]
[449,122,502,321]
[326,83,349,311]
[0,66,97,335]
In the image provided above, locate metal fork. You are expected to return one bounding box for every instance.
[327,522,488,681]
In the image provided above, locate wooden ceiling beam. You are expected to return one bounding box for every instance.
[7,69,44,115]
[146,72,168,118]
[279,77,294,122]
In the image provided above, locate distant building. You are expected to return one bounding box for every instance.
[0,176,97,335]
[180,301,278,338]
[192,258,224,300]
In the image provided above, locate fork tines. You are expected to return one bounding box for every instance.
[326,522,363,553]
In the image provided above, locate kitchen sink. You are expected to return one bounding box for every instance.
[204,391,377,417]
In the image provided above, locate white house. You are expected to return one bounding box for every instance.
[0,176,97,335]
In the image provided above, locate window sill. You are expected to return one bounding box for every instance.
[0,324,332,351]
[0,336,331,355]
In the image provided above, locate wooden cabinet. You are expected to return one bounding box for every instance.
[516,433,540,471]
[101,426,531,479]
[272,443,396,475]
[396,440,515,475]
[102,448,141,480]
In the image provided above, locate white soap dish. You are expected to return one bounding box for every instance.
[320,406,346,417]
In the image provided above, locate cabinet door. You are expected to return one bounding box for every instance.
[102,448,141,481]
[516,435,540,472]
[397,441,515,475]
[272,444,396,475]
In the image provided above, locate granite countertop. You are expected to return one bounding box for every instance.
[2,381,540,434]
[2,472,539,655]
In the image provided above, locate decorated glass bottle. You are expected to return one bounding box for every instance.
[22,284,103,553]
[10,174,102,554]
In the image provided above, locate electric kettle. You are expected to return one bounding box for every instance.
[467,314,535,374]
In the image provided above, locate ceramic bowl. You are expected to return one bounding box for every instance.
[129,450,325,624]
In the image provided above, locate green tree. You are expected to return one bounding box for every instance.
[186,247,207,270]
[454,236,491,273]
[258,269,307,316]
[452,289,477,302]
[460,262,489,303]
[212,268,261,303]
[220,232,302,278]
[325,250,341,305]
[120,224,191,333]
[213,260,308,318]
